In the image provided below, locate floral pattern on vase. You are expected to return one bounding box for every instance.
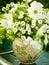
[12,37,42,64]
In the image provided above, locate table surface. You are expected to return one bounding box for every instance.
[0,39,49,65]
[0,51,49,65]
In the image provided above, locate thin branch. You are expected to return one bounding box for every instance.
[0,50,13,55]
[25,0,29,8]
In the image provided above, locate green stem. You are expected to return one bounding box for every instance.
[0,50,13,55]
[25,0,29,8]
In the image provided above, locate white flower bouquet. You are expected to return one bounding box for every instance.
[0,1,49,49]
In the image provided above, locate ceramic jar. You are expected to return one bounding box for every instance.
[12,37,42,64]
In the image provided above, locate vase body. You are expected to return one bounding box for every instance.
[12,37,42,64]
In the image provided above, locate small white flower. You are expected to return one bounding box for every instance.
[19,28,26,34]
[9,3,20,12]
[12,28,18,33]
[22,4,26,7]
[10,23,19,33]
[4,13,13,20]
[27,0,32,2]
[31,19,36,28]
[28,30,31,35]
[44,34,48,46]
[47,29,49,33]
[37,24,49,35]
[6,4,10,9]
[45,12,49,24]
[26,24,31,31]
[0,19,13,29]
[10,2,15,6]
[4,20,13,29]
[26,24,30,27]
[0,19,7,28]
[21,21,25,26]
[7,20,12,26]
[15,21,20,26]
[9,8,16,12]
[21,36,32,45]
[2,7,6,12]
[36,26,38,30]
[37,30,44,35]
[7,30,11,33]
[23,40,28,45]
[24,38,31,45]
[0,18,18,31]
[14,4,20,8]
[7,22,15,29]
[18,11,24,19]
[19,11,24,15]
[21,36,26,41]
[26,27,31,31]
[21,29,26,34]
[24,0,32,2]
[38,19,42,24]
[27,36,32,41]
[18,15,24,19]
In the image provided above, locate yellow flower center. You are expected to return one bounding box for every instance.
[33,10,38,14]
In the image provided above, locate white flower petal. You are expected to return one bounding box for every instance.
[27,1,44,19]
[44,35,48,46]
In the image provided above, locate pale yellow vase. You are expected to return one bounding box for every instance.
[12,37,42,64]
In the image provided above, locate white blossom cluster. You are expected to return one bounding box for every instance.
[0,1,49,46]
